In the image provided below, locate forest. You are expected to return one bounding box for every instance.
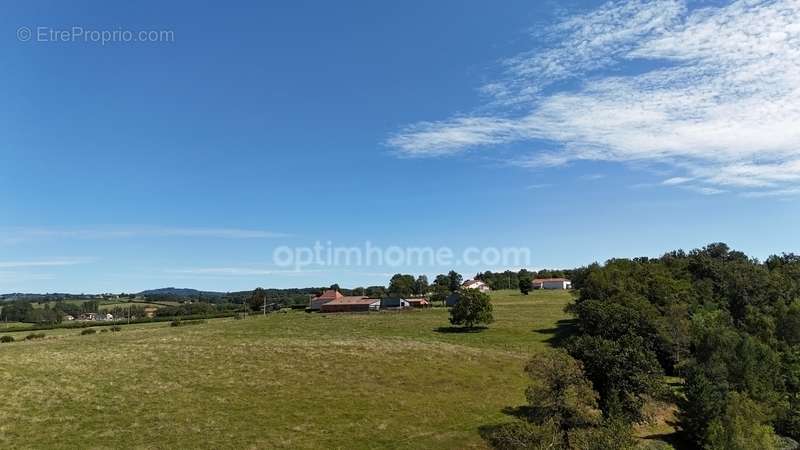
[561,243,800,448]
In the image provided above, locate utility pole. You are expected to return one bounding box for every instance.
[262,298,267,316]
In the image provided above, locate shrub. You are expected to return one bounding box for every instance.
[100,329,109,333]
[0,335,14,343]
[567,418,637,450]
[482,419,562,450]
[81,328,96,335]
[110,326,122,332]
[25,333,45,340]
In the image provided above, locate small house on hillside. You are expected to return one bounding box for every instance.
[319,296,379,313]
[462,279,490,292]
[533,278,572,290]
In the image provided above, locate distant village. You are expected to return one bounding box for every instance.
[1,270,574,326]
[307,277,572,313]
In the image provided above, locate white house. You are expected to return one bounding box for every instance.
[533,278,572,290]
[462,279,491,292]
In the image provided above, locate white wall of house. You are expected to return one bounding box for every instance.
[464,281,490,292]
[540,280,571,290]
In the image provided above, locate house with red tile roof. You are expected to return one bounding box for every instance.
[406,297,430,308]
[308,289,343,311]
[319,295,380,313]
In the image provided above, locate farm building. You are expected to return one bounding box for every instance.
[320,296,380,313]
[462,279,490,292]
[533,278,572,290]
[406,297,430,308]
[309,289,343,311]
[380,298,411,309]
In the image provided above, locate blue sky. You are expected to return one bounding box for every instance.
[2,0,799,293]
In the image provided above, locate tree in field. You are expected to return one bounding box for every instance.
[567,334,664,421]
[449,288,493,328]
[365,285,386,298]
[247,288,267,312]
[524,350,600,431]
[388,274,415,297]
[485,350,636,450]
[413,275,429,296]
[447,270,463,292]
[519,274,533,295]
[429,284,450,307]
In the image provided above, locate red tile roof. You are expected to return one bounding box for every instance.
[322,296,376,306]
[316,289,344,300]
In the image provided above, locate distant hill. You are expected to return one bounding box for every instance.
[137,287,227,298]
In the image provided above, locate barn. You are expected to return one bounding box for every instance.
[320,296,379,313]
[407,297,430,308]
[380,298,411,309]
[309,289,343,311]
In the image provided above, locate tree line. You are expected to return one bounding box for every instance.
[562,243,799,448]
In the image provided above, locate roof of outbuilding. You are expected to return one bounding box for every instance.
[322,296,376,306]
[315,289,344,300]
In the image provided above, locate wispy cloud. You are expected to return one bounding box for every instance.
[662,177,693,185]
[388,0,800,197]
[525,183,553,190]
[0,258,94,269]
[0,226,289,245]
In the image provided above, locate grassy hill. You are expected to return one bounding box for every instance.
[0,290,575,449]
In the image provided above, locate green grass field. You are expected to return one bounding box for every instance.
[0,290,578,449]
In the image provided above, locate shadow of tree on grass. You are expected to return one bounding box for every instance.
[533,318,577,347]
[433,326,489,334]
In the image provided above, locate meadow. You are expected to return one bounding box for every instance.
[0,290,579,449]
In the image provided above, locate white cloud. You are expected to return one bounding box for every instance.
[525,183,552,189]
[0,258,93,269]
[662,176,693,185]
[389,0,800,197]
